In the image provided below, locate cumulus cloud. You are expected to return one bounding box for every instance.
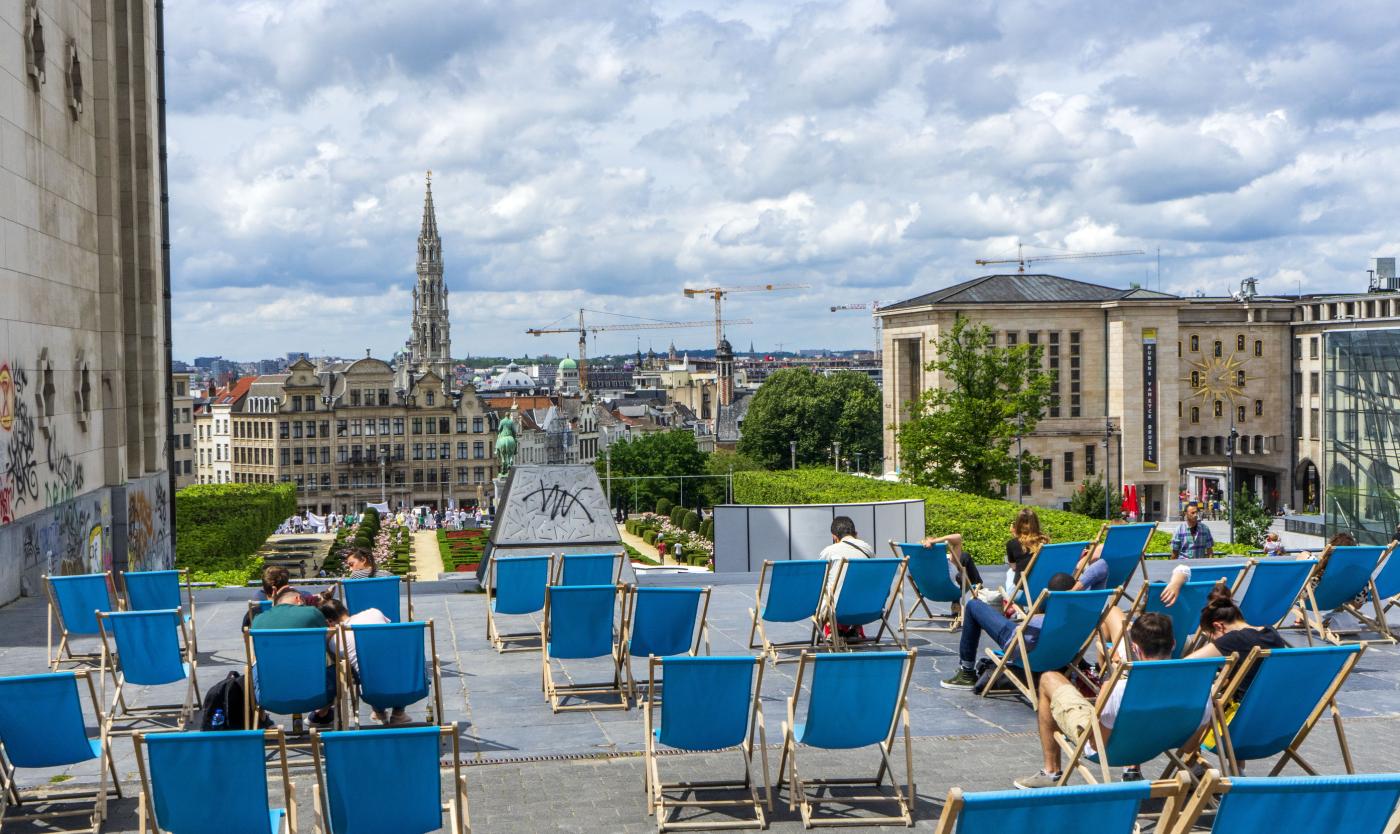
[166,0,1400,359]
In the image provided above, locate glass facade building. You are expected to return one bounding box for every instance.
[1324,327,1400,544]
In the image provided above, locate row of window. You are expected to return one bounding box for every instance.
[1010,444,1098,496]
[1184,400,1264,423]
[1183,335,1264,357]
[996,330,1084,418]
[274,416,487,440]
[1182,435,1269,456]
[278,466,490,491]
[274,441,492,466]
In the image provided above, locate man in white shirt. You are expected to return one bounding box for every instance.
[818,516,874,640]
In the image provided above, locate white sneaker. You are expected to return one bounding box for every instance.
[975,587,1006,606]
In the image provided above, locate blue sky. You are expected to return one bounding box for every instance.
[166,0,1400,360]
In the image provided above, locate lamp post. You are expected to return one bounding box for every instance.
[1228,411,1239,545]
[790,440,797,470]
[833,441,841,472]
[1104,418,1114,520]
[855,452,863,474]
[1016,414,1025,504]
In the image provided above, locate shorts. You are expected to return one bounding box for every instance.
[1050,685,1094,740]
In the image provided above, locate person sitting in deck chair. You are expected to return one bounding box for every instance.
[942,572,1077,691]
[318,597,407,725]
[920,532,984,586]
[1014,612,1209,789]
[251,586,336,727]
[1187,585,1289,699]
[820,516,875,642]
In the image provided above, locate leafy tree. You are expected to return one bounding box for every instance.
[738,369,881,470]
[897,317,1052,497]
[699,449,766,506]
[598,429,707,512]
[1068,477,1124,520]
[1232,487,1273,546]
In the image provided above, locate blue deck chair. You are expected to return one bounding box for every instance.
[1097,523,1157,590]
[1302,545,1393,644]
[1055,656,1232,785]
[825,557,908,651]
[1135,580,1227,658]
[1017,542,1091,604]
[45,572,118,670]
[341,574,413,623]
[485,554,552,652]
[312,724,468,834]
[0,671,119,832]
[777,651,916,827]
[1209,644,1365,777]
[746,560,830,666]
[134,729,294,834]
[1369,546,1400,621]
[1183,563,1249,595]
[244,627,340,732]
[339,619,444,727]
[122,569,198,652]
[1171,770,1400,834]
[622,586,711,704]
[981,588,1117,704]
[541,584,626,712]
[1238,558,1318,637]
[97,609,201,732]
[932,777,1191,834]
[554,551,624,586]
[889,541,968,633]
[644,656,768,831]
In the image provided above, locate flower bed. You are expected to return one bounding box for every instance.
[438,528,487,572]
[626,513,713,569]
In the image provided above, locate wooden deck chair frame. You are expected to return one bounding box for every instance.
[887,540,970,634]
[821,558,909,652]
[1300,544,1395,645]
[0,670,121,834]
[540,584,628,713]
[45,571,118,671]
[1122,579,1227,658]
[1013,540,1094,606]
[243,627,345,738]
[96,608,202,735]
[120,568,199,654]
[551,551,625,586]
[746,560,831,666]
[1213,644,1365,777]
[133,728,295,834]
[1054,656,1237,787]
[1239,557,1321,647]
[484,554,551,653]
[621,586,712,706]
[981,588,1119,705]
[1096,521,1157,589]
[1165,768,1400,834]
[643,656,769,832]
[777,651,916,828]
[309,724,469,834]
[1331,542,1399,644]
[336,619,446,728]
[934,774,1192,834]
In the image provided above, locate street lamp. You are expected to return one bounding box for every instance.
[790,440,797,470]
[1016,414,1025,504]
[833,441,841,472]
[1103,418,1114,520]
[854,452,863,474]
[1228,411,1239,545]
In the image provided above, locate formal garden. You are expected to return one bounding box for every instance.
[438,528,488,572]
[625,498,715,567]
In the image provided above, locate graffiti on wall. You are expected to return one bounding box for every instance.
[125,477,171,573]
[2,365,38,516]
[15,492,111,596]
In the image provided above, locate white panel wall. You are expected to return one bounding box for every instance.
[712,500,925,573]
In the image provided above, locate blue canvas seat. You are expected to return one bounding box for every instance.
[1096,523,1157,590]
[244,627,340,731]
[1133,580,1227,658]
[0,671,120,832]
[45,572,118,670]
[890,541,968,633]
[1209,644,1365,776]
[1304,544,1395,644]
[1182,563,1250,595]
[541,584,626,712]
[340,574,412,623]
[622,586,711,704]
[644,656,768,831]
[135,729,294,834]
[1017,541,1091,604]
[825,557,908,651]
[485,554,552,652]
[932,777,1191,834]
[1237,558,1318,636]
[122,569,198,652]
[312,724,469,834]
[777,651,916,827]
[981,589,1116,704]
[339,619,444,726]
[746,560,831,665]
[554,552,624,586]
[1171,770,1400,834]
[97,608,201,732]
[1368,545,1400,620]
[1055,657,1231,785]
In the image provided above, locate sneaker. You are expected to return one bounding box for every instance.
[388,712,412,726]
[1014,770,1061,790]
[1121,766,1143,782]
[940,668,978,691]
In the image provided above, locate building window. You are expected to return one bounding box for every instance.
[1041,458,1053,489]
[339,473,349,488]
[350,389,360,407]
[1006,332,1018,347]
[458,442,469,460]
[321,447,330,465]
[1085,444,1095,476]
[1254,340,1262,357]
[412,418,422,434]
[473,441,485,459]
[412,443,423,461]
[1236,370,1246,388]
[474,467,486,484]
[440,417,450,434]
[364,419,377,437]
[1236,334,1245,352]
[393,417,404,435]
[425,418,436,435]
[1063,451,1074,483]
[1069,331,1081,417]
[1190,371,1200,389]
[1237,404,1246,422]
[1214,400,1223,417]
[473,417,484,433]
[1254,399,1263,417]
[456,418,469,433]
[320,420,330,438]
[1310,407,1319,438]
[1310,337,1319,359]
[440,442,450,459]
[1191,406,1200,423]
[379,388,389,406]
[350,419,361,437]
[426,444,437,460]
[279,421,289,439]
[1186,437,1197,456]
[1213,340,1222,357]
[1047,332,1061,418]
[280,449,290,466]
[1190,335,1199,352]
[293,448,303,465]
[457,467,469,485]
[1310,371,1319,397]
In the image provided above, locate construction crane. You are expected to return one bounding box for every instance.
[683,283,809,350]
[526,309,750,390]
[829,301,884,357]
[975,243,1145,273]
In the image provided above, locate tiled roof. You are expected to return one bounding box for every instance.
[213,376,255,404]
[881,274,1178,311]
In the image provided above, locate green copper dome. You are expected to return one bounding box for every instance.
[559,356,578,371]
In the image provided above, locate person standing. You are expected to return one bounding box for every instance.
[1171,502,1215,560]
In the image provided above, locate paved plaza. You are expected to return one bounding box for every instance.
[3,559,1400,832]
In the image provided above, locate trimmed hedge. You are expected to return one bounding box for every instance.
[682,510,700,532]
[656,498,674,518]
[732,470,1247,564]
[175,483,296,583]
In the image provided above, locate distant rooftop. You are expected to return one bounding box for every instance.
[881,273,1177,311]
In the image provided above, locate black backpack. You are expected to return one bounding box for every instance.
[200,671,248,731]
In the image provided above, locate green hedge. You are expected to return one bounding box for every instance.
[656,498,674,517]
[682,510,699,532]
[732,470,1248,564]
[175,483,296,582]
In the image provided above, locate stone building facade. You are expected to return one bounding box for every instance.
[171,373,194,488]
[1,0,173,603]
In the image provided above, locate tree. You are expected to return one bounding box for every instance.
[598,429,707,513]
[738,369,882,470]
[1068,476,1123,520]
[1232,487,1272,546]
[699,449,766,506]
[897,317,1053,497]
